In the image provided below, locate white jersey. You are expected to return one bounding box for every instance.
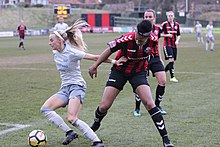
[54,23,69,30]
[206,24,213,37]
[195,24,202,33]
[53,43,86,87]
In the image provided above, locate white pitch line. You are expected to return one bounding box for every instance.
[176,71,220,75]
[0,123,31,135]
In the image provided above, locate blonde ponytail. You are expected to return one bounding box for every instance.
[64,19,89,52]
[53,19,89,52]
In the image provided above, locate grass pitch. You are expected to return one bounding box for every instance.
[0,33,220,147]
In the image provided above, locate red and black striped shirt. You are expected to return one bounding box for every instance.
[161,21,180,48]
[150,24,162,56]
[17,25,27,37]
[108,32,158,76]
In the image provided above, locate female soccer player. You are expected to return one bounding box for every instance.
[17,20,27,50]
[133,9,171,117]
[89,20,174,147]
[161,11,181,83]
[40,19,126,146]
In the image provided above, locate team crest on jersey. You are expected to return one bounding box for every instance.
[108,40,116,48]
[174,26,178,30]
[144,47,151,53]
[153,30,158,35]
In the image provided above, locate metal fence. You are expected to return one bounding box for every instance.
[114,16,220,28]
[114,16,142,27]
[186,18,220,27]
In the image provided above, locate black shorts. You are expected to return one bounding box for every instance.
[148,56,165,76]
[106,67,149,92]
[163,46,177,60]
[20,36,25,40]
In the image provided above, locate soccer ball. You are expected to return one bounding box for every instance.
[28,129,47,147]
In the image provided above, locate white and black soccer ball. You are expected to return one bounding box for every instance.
[28,129,47,147]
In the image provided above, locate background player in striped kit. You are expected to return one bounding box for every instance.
[161,11,181,83]
[133,9,173,117]
[17,20,27,50]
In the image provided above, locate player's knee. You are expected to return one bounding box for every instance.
[99,104,109,113]
[158,79,166,86]
[40,107,51,113]
[143,101,155,110]
[66,115,77,124]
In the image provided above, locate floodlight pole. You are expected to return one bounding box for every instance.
[18,7,23,21]
[186,0,188,12]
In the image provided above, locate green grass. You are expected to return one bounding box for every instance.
[0,33,220,147]
[0,8,111,30]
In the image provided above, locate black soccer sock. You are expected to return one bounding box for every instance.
[19,42,22,48]
[135,94,141,110]
[94,107,107,124]
[155,85,165,107]
[21,42,24,47]
[165,62,171,72]
[148,107,168,138]
[169,62,174,78]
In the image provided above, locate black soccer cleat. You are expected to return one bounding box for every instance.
[91,140,105,147]
[91,122,100,132]
[62,130,78,145]
[163,140,174,147]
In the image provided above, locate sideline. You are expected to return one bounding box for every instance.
[0,123,31,135]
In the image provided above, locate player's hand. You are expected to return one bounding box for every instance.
[115,56,128,66]
[88,64,98,79]
[167,34,172,38]
[160,58,164,66]
[175,40,179,46]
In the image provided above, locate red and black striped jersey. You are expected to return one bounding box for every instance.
[150,24,162,56]
[152,24,162,39]
[17,25,27,36]
[108,32,158,76]
[161,21,180,48]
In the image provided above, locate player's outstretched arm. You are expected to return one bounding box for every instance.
[88,47,112,78]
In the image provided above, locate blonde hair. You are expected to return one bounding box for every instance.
[54,19,89,52]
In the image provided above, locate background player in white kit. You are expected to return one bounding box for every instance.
[194,21,204,44]
[206,21,215,51]
[54,16,69,30]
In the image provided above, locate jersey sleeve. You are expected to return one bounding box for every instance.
[177,23,181,36]
[107,39,123,53]
[108,32,134,53]
[161,22,166,33]
[70,48,86,61]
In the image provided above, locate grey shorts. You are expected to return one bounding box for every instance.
[55,84,86,105]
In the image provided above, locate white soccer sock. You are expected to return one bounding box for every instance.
[211,42,214,49]
[201,37,204,44]
[73,119,100,142]
[43,110,71,133]
[197,37,200,43]
[206,43,209,51]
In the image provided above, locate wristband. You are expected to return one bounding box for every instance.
[111,59,116,64]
